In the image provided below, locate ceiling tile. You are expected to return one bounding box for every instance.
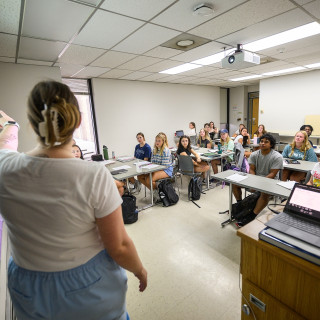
[152,0,247,32]
[0,0,21,34]
[99,69,133,78]
[54,62,85,77]
[113,23,180,54]
[173,41,232,63]
[303,0,320,19]
[73,66,111,78]
[144,46,182,59]
[100,0,176,20]
[176,66,217,77]
[140,59,183,72]
[22,0,94,42]
[0,33,17,57]
[90,50,137,68]
[189,0,295,40]
[71,0,101,6]
[17,59,53,66]
[73,10,144,49]
[58,44,105,65]
[136,73,169,81]
[19,37,66,61]
[118,56,162,71]
[216,9,313,47]
[120,71,153,80]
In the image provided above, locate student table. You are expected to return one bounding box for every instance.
[213,170,291,227]
[105,159,167,210]
[283,158,317,173]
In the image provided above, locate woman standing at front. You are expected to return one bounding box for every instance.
[138,132,173,195]
[282,130,318,182]
[0,81,147,320]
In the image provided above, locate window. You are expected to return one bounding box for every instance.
[62,78,97,159]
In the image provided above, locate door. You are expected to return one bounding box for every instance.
[251,98,259,135]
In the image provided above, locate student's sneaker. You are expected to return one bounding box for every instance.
[153,189,162,204]
[235,212,257,228]
[129,182,135,189]
[134,180,141,192]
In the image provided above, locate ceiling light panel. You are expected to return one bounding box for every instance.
[305,62,320,68]
[58,44,105,65]
[0,0,21,34]
[244,22,320,52]
[216,9,313,48]
[73,10,145,49]
[262,66,306,76]
[230,75,262,81]
[189,0,295,40]
[100,0,176,21]
[19,37,66,62]
[0,33,17,57]
[113,24,180,55]
[191,49,234,66]
[159,63,202,75]
[22,0,94,42]
[141,60,184,73]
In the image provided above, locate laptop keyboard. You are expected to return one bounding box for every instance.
[277,213,320,237]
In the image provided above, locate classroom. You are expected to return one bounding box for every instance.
[1,1,320,319]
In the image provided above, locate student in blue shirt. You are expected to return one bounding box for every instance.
[134,132,152,161]
[282,130,317,182]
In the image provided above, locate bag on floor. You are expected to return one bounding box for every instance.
[121,194,138,224]
[188,176,202,201]
[158,180,179,207]
[232,191,260,220]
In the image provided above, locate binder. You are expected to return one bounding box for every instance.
[259,227,320,266]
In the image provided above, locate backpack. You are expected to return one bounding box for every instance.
[158,180,179,207]
[231,191,260,220]
[121,194,138,224]
[188,176,202,201]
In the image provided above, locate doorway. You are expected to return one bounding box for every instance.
[248,92,259,136]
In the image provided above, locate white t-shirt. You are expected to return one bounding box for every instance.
[0,149,122,271]
[188,128,196,136]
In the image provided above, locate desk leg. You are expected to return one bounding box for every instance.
[150,172,153,205]
[221,182,234,227]
[125,178,130,194]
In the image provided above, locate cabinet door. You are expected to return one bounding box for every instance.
[241,279,304,320]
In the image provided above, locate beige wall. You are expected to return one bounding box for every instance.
[0,62,61,151]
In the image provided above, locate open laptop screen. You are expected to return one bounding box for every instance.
[176,130,184,137]
[285,184,320,220]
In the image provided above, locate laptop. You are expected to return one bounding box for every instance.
[176,130,184,137]
[266,183,320,247]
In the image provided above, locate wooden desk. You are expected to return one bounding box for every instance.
[237,219,320,320]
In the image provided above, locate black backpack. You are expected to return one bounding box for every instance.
[232,192,260,220]
[188,176,202,201]
[121,194,138,224]
[158,180,179,207]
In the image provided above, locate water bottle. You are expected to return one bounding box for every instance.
[112,151,115,159]
[218,143,222,154]
[253,134,258,144]
[103,145,109,160]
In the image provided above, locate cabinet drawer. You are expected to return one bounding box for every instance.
[241,279,304,320]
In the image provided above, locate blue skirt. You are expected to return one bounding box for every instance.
[8,250,128,320]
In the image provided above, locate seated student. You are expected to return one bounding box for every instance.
[233,123,245,138]
[177,135,210,179]
[138,132,173,197]
[72,144,84,159]
[281,130,317,182]
[129,132,152,191]
[300,124,314,147]
[208,121,219,140]
[307,162,320,187]
[211,129,234,174]
[234,127,251,147]
[197,128,212,148]
[254,124,267,138]
[234,134,283,227]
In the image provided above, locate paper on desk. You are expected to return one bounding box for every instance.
[142,164,159,170]
[226,173,248,182]
[117,156,134,161]
[112,165,131,170]
[277,180,296,190]
[133,160,150,165]
[104,160,116,165]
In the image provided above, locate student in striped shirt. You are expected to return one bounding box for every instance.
[138,132,173,193]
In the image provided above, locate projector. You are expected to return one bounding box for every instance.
[221,50,260,69]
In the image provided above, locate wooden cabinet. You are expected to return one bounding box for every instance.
[237,220,320,320]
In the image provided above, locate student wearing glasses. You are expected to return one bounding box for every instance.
[282,130,317,182]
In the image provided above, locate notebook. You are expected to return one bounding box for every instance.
[265,183,320,247]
